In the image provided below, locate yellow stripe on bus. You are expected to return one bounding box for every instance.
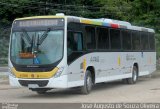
[11,67,59,79]
[83,58,87,72]
[80,19,102,26]
[118,56,121,66]
[80,19,92,24]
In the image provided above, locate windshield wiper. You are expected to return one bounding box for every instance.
[37,28,51,45]
[21,28,32,44]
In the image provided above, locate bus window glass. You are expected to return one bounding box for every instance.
[67,31,83,56]
[97,27,109,49]
[132,31,140,50]
[110,29,121,49]
[141,32,149,50]
[85,26,96,49]
[149,33,155,50]
[11,30,63,65]
[122,30,131,50]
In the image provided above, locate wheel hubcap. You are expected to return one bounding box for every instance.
[87,76,92,91]
[133,70,137,82]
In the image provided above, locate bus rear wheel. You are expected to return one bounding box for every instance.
[127,66,138,84]
[81,70,93,94]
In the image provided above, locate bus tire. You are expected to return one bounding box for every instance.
[81,70,92,94]
[127,66,138,84]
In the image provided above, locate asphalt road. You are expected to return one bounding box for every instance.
[0,70,160,103]
[0,66,8,72]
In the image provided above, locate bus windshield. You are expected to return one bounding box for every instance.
[10,29,64,65]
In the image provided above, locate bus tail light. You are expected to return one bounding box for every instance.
[54,67,64,78]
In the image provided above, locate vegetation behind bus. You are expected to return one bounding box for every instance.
[0,0,160,65]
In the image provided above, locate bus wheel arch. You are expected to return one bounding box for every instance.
[123,63,139,84]
[86,66,95,85]
[81,66,95,94]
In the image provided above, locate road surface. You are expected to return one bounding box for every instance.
[0,69,160,103]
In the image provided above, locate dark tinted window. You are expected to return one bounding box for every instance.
[67,31,83,54]
[132,31,140,50]
[85,26,96,49]
[67,22,83,31]
[67,22,84,64]
[97,27,109,49]
[122,30,131,50]
[110,29,121,49]
[149,33,155,50]
[141,32,149,50]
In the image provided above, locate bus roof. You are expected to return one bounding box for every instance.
[67,16,155,33]
[15,13,155,33]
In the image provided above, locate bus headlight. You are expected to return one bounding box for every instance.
[54,67,64,78]
[9,68,16,78]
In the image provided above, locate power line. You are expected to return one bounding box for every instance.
[0,1,132,11]
[27,1,103,9]
[0,2,39,9]
[0,1,132,16]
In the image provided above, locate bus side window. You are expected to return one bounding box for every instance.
[122,30,131,50]
[141,32,149,50]
[97,27,109,49]
[67,31,83,55]
[132,31,140,50]
[73,32,83,51]
[85,26,96,49]
[149,33,155,50]
[110,29,121,50]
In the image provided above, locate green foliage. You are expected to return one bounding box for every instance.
[99,0,132,20]
[0,0,160,65]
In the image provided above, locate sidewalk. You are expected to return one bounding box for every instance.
[0,75,9,84]
[0,66,9,84]
[0,66,8,72]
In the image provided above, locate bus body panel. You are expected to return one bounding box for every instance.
[67,51,156,87]
[9,75,68,88]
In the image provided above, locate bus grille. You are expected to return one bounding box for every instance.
[18,80,49,87]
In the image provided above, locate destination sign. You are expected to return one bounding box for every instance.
[13,18,64,28]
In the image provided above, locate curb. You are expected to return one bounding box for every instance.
[0,72,8,76]
[0,80,9,84]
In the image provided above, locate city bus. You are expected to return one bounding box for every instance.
[8,13,156,94]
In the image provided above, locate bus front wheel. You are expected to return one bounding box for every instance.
[81,70,93,94]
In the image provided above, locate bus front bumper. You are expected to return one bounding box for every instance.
[9,75,68,89]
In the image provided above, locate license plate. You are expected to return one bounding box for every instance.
[28,84,39,88]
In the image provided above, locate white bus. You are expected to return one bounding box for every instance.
[9,13,156,94]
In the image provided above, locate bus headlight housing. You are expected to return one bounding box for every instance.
[54,67,64,78]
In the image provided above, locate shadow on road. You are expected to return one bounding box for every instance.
[21,76,155,99]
